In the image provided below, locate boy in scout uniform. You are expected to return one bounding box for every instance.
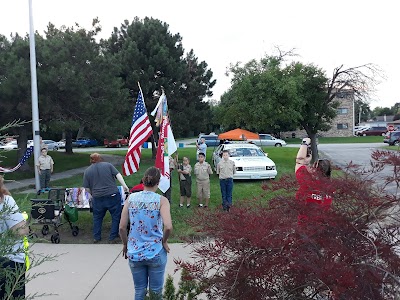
[177,157,192,208]
[216,150,235,212]
[194,152,213,208]
[36,148,54,190]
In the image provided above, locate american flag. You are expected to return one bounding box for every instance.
[123,90,153,176]
[0,146,34,173]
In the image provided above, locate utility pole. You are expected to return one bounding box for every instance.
[28,0,41,191]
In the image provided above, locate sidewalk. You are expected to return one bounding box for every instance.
[27,243,194,300]
[5,166,88,192]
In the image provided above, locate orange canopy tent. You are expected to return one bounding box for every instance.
[218,128,259,141]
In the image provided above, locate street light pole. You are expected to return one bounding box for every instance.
[28,0,41,191]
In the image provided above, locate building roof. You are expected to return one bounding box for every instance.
[374,115,395,122]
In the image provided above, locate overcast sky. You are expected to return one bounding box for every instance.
[0,0,398,109]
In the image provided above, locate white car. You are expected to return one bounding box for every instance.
[58,139,66,149]
[212,142,277,180]
[248,134,286,147]
[0,140,18,150]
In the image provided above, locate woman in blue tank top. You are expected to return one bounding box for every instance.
[119,167,172,300]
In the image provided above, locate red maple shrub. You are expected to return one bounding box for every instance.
[176,150,400,299]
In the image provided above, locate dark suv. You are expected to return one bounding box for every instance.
[384,131,400,146]
[357,126,387,136]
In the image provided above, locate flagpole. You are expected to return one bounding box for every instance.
[138,82,158,148]
[28,0,41,191]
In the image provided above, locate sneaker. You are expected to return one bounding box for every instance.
[179,204,184,208]
[198,204,203,207]
[186,204,191,208]
[93,239,101,244]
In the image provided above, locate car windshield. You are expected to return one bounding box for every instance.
[228,147,265,157]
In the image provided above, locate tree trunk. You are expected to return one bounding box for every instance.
[65,130,74,154]
[76,126,85,139]
[308,132,319,163]
[16,126,30,171]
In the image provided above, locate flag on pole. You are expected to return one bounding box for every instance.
[151,92,168,127]
[0,146,34,173]
[154,92,177,193]
[123,90,153,176]
[153,90,177,193]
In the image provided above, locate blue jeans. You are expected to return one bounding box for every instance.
[128,248,167,300]
[92,193,121,241]
[220,178,233,209]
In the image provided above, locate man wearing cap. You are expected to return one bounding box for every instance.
[83,153,129,243]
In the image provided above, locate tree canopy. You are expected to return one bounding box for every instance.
[216,53,380,161]
[0,17,216,165]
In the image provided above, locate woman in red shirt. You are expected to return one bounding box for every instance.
[295,138,333,221]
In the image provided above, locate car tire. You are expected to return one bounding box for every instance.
[54,147,58,151]
[275,143,282,147]
[394,141,400,146]
[117,143,121,148]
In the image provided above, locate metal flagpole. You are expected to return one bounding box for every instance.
[28,0,41,191]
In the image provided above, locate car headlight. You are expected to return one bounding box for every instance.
[236,167,243,171]
[266,166,275,170]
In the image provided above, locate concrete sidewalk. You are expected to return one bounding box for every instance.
[5,166,88,192]
[27,243,194,300]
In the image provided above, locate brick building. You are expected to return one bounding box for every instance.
[282,91,355,138]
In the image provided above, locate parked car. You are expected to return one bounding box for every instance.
[212,142,277,180]
[58,139,66,149]
[42,140,59,151]
[199,135,220,147]
[384,131,400,146]
[357,126,387,136]
[104,136,129,148]
[354,126,370,135]
[248,134,287,147]
[0,140,18,150]
[73,138,98,147]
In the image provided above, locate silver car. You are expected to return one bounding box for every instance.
[248,134,286,147]
[42,140,59,151]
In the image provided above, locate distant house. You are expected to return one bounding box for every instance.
[282,90,355,138]
[361,115,394,127]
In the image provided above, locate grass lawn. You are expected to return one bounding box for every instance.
[0,150,91,181]
[284,136,384,144]
[13,147,298,243]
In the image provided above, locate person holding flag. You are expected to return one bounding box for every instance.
[153,89,177,196]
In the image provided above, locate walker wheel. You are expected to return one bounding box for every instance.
[51,233,60,244]
[42,225,49,236]
[72,226,79,237]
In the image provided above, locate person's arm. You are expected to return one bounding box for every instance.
[216,163,220,175]
[36,160,41,175]
[119,200,129,259]
[232,161,236,175]
[116,173,129,193]
[181,165,191,175]
[160,196,172,253]
[50,157,54,173]
[10,220,29,236]
[295,138,311,173]
[208,163,213,174]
